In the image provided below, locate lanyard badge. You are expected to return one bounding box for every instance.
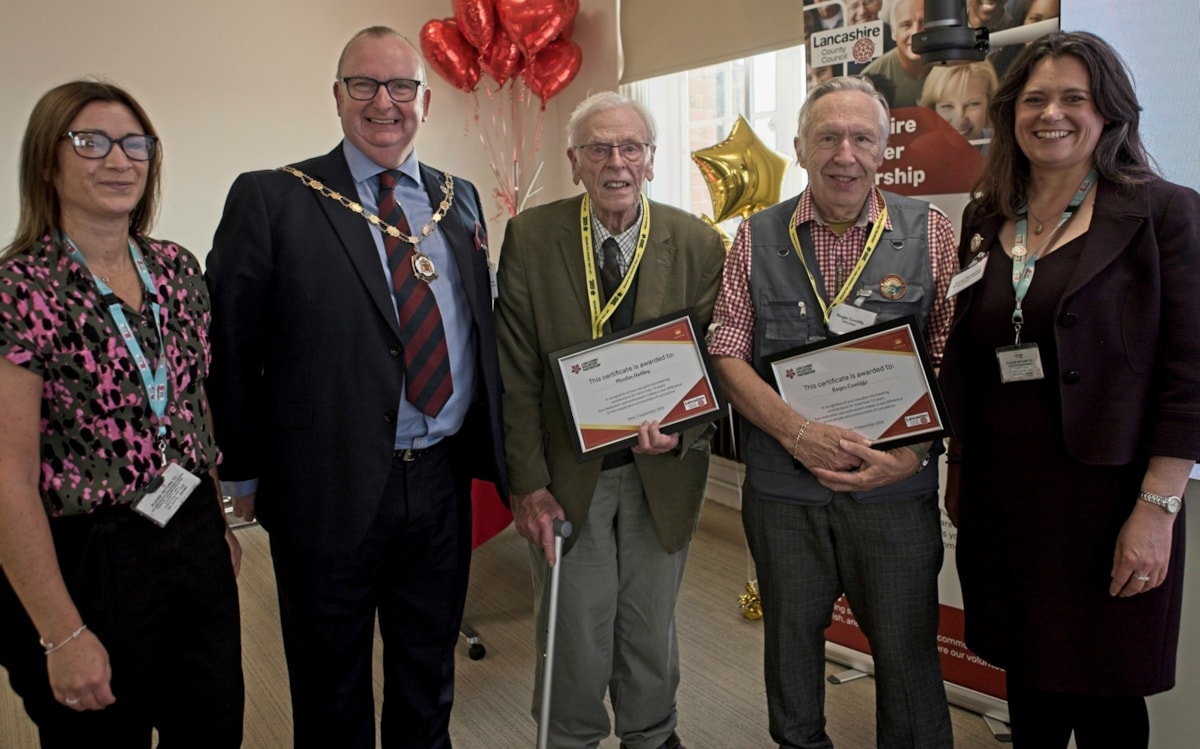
[788,190,889,334]
[65,234,197,523]
[996,169,1097,383]
[581,194,651,339]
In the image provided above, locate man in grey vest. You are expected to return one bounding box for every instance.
[709,76,958,748]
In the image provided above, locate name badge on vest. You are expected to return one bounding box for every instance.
[947,253,988,298]
[996,343,1045,383]
[132,463,201,527]
[827,303,877,335]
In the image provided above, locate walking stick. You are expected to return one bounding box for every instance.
[537,518,573,749]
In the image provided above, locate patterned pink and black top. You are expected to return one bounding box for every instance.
[0,233,219,517]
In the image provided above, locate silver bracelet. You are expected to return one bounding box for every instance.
[40,624,88,656]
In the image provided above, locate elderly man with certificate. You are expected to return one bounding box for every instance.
[708,76,959,747]
[496,91,726,749]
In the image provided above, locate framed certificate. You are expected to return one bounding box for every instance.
[550,310,724,461]
[765,315,950,450]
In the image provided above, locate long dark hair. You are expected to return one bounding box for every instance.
[4,80,162,258]
[972,31,1156,220]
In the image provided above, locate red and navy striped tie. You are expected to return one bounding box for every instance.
[378,170,453,416]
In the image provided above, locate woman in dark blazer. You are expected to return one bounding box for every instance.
[938,32,1200,748]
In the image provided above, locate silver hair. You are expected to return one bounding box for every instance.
[796,75,890,149]
[565,91,657,147]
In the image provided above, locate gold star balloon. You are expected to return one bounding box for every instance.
[692,115,789,224]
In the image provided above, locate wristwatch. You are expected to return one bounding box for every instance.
[904,443,931,474]
[1137,491,1182,514]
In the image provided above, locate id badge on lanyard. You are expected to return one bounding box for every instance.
[996,170,1097,384]
[996,343,1045,383]
[64,233,197,525]
[789,192,888,335]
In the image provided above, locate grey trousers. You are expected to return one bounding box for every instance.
[530,462,690,749]
[742,486,953,749]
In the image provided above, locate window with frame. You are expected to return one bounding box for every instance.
[621,42,811,238]
[621,43,812,461]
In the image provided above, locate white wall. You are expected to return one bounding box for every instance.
[0,0,621,260]
[1065,0,1200,190]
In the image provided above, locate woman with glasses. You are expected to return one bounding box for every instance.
[0,80,243,747]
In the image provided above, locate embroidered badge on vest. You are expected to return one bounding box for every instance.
[879,274,907,300]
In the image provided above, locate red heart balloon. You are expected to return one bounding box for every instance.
[454,0,495,51]
[495,0,569,57]
[420,19,481,93]
[561,0,578,41]
[525,39,581,103]
[479,26,523,87]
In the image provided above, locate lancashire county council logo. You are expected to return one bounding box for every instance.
[571,364,581,374]
[852,37,876,63]
[904,412,932,427]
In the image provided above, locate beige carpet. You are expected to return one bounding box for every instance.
[1,502,1002,747]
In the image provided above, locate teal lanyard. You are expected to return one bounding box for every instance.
[1010,169,1097,344]
[64,234,169,448]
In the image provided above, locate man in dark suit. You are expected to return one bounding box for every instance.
[205,26,506,749]
[496,92,726,749]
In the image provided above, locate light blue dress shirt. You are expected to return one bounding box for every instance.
[342,141,478,450]
[220,144,481,498]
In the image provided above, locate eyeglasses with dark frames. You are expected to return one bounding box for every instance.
[62,131,158,161]
[575,142,654,164]
[340,77,423,103]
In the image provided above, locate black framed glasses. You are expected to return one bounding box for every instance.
[341,76,423,103]
[575,142,654,164]
[62,131,157,161]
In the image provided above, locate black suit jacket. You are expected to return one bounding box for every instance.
[206,144,507,554]
[940,177,1200,465]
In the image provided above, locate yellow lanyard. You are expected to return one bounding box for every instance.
[787,190,889,323]
[582,194,651,339]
